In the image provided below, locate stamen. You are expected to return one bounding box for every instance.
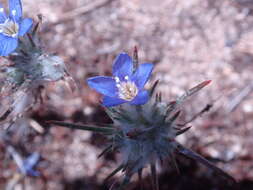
[124,76,129,80]
[116,81,138,101]
[115,77,120,83]
[12,10,16,16]
[0,19,19,37]
[0,8,4,12]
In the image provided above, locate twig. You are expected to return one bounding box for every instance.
[226,82,253,112]
[46,0,117,28]
[29,119,45,134]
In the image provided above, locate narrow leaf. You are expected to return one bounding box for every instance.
[175,126,191,136]
[47,121,115,134]
[98,145,113,158]
[150,163,159,190]
[170,153,180,174]
[176,80,211,108]
[156,92,162,102]
[165,101,177,116]
[32,22,40,36]
[175,143,236,184]
[178,104,212,127]
[187,80,211,95]
[138,169,144,190]
[116,175,131,190]
[149,80,159,97]
[105,164,124,181]
[167,111,181,124]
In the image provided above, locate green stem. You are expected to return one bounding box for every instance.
[47,120,115,134]
[150,163,159,190]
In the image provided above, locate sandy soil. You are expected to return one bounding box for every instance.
[1,0,253,189]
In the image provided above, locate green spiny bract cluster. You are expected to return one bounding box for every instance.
[106,95,178,176]
[5,24,68,87]
[0,20,70,127]
[101,80,216,188]
[51,79,236,189]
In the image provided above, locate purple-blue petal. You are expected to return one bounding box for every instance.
[27,169,40,177]
[131,63,153,89]
[0,4,7,22]
[23,153,40,169]
[23,153,40,176]
[0,34,18,56]
[19,18,32,36]
[87,76,118,97]
[102,96,127,107]
[112,53,133,79]
[9,0,22,21]
[130,90,149,105]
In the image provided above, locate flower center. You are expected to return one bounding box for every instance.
[115,76,138,101]
[0,19,19,38]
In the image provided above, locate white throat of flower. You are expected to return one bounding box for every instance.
[115,76,138,101]
[0,10,19,38]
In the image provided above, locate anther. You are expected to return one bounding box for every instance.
[12,10,16,16]
[124,76,129,80]
[0,8,4,12]
[117,81,138,101]
[0,19,19,37]
[115,77,120,83]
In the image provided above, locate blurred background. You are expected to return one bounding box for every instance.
[1,0,253,189]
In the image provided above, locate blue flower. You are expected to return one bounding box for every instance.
[0,0,33,56]
[8,146,40,177]
[21,152,40,176]
[87,53,154,107]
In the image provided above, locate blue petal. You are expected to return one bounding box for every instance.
[103,96,127,107]
[112,53,133,79]
[87,76,118,97]
[18,18,32,36]
[23,153,40,169]
[0,4,7,23]
[27,169,40,177]
[130,90,149,105]
[131,63,153,89]
[9,0,22,21]
[0,34,18,56]
[22,153,40,176]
